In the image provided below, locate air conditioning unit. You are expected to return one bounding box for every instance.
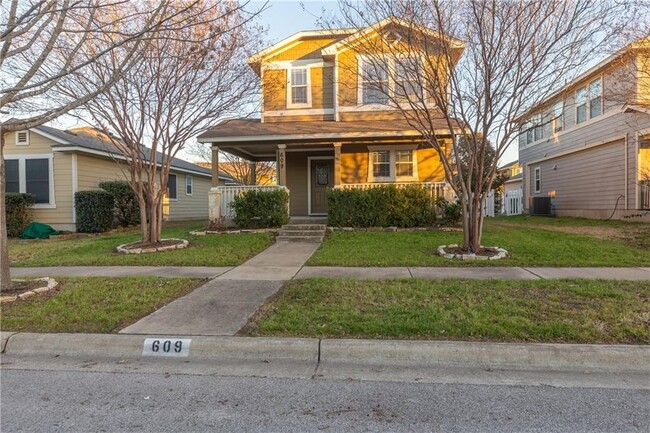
[529,197,552,216]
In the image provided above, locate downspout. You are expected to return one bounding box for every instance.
[624,133,628,210]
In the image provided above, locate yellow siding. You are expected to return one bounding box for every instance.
[263,69,286,111]
[76,153,127,191]
[266,38,340,62]
[263,66,334,113]
[637,52,650,106]
[639,148,650,178]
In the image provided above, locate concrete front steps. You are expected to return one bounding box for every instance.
[276,224,326,243]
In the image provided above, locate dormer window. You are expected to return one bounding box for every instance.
[15,130,29,145]
[287,68,311,108]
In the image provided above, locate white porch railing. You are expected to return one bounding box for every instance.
[217,185,288,219]
[335,182,453,202]
[504,188,523,215]
[641,183,650,210]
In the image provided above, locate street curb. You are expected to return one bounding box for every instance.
[320,339,650,373]
[1,333,648,374]
[0,332,17,354]
[2,333,319,364]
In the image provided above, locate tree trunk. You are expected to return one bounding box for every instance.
[0,131,11,291]
[460,189,484,253]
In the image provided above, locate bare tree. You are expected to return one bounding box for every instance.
[330,0,635,252]
[71,0,264,245]
[0,0,188,290]
[187,142,276,185]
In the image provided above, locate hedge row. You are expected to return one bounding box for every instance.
[231,188,290,228]
[74,190,115,233]
[327,185,437,228]
[99,181,141,227]
[5,193,35,237]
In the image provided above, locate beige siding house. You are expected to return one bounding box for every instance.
[197,17,463,220]
[4,126,234,231]
[517,38,650,220]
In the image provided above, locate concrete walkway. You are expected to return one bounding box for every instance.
[119,242,320,336]
[11,265,649,281]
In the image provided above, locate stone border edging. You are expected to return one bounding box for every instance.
[2,332,648,374]
[116,238,188,254]
[0,277,58,304]
[437,244,509,261]
[189,228,278,236]
[327,226,463,233]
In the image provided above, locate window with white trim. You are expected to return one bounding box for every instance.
[588,77,602,118]
[3,156,54,205]
[394,61,422,100]
[552,101,564,132]
[576,86,588,124]
[185,175,193,196]
[361,58,389,104]
[288,68,310,107]
[372,150,391,178]
[533,167,541,193]
[167,174,177,200]
[15,130,29,145]
[368,146,418,182]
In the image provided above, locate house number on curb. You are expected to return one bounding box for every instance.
[142,338,191,357]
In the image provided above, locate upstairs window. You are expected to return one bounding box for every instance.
[288,68,310,107]
[361,59,390,104]
[533,114,544,141]
[589,77,603,118]
[576,86,588,123]
[552,101,564,132]
[394,62,422,100]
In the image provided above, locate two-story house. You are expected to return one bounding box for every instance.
[517,38,650,219]
[198,17,464,219]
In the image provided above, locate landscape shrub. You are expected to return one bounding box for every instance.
[5,193,35,237]
[327,185,436,228]
[231,188,290,228]
[75,190,115,233]
[99,180,140,227]
[435,197,462,225]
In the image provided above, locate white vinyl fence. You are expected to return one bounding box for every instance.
[504,188,523,215]
[218,185,288,219]
[483,190,495,217]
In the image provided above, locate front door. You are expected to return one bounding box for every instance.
[310,159,333,214]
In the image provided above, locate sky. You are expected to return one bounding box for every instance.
[52,0,522,165]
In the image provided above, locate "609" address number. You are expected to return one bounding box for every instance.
[142,338,191,357]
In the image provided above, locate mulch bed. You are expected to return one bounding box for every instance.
[123,239,183,249]
[4,280,46,294]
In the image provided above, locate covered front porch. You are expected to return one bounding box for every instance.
[197,118,454,221]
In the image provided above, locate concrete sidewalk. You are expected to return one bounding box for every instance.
[119,241,320,335]
[10,266,232,279]
[11,265,649,280]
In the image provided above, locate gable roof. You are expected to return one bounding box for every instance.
[247,29,355,65]
[320,16,465,56]
[31,125,234,181]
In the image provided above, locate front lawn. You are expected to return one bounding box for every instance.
[9,221,272,267]
[307,217,650,267]
[247,278,650,344]
[0,277,204,333]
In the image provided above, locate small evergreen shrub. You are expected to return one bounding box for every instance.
[99,180,140,227]
[5,193,35,237]
[231,189,290,228]
[327,185,436,228]
[75,190,115,233]
[435,197,462,225]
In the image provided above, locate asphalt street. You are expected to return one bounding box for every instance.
[1,369,648,433]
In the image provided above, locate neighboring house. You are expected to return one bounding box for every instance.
[516,38,650,219]
[3,126,235,231]
[498,161,523,216]
[195,161,276,186]
[197,17,463,219]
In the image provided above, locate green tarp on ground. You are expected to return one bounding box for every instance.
[20,222,61,239]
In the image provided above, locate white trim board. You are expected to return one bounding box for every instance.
[307,156,334,216]
[199,129,455,144]
[264,108,335,117]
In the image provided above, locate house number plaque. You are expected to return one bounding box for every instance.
[142,338,191,357]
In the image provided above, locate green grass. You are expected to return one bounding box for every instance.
[308,217,650,267]
[0,277,204,333]
[9,221,273,267]
[248,278,650,344]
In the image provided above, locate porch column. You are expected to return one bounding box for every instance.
[277,144,287,186]
[211,146,220,187]
[249,161,257,185]
[333,142,342,186]
[208,145,221,222]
